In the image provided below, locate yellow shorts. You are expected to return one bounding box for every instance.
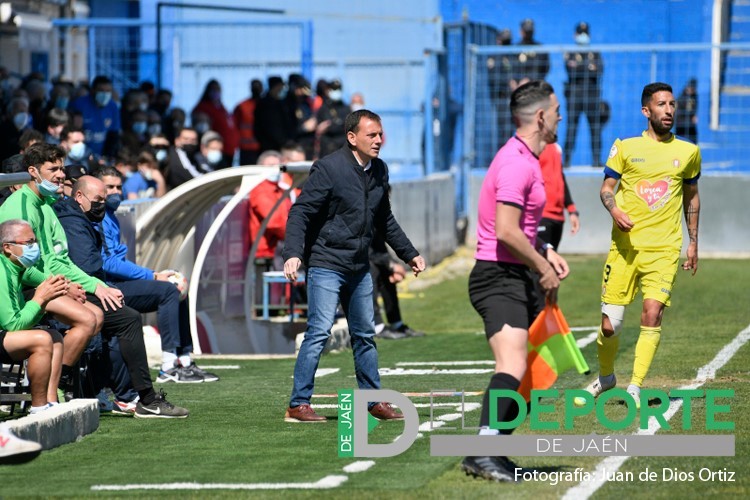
[600,245,680,307]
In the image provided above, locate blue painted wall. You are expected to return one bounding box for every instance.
[440,0,712,44]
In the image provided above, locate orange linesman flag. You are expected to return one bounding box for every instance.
[518,304,590,402]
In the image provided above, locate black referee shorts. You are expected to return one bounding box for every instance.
[468,260,543,339]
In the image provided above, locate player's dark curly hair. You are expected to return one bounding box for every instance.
[641,82,673,106]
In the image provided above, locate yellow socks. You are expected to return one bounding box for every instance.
[596,326,619,377]
[631,326,662,387]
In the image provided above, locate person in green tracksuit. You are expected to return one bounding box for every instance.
[0,219,68,410]
[0,143,108,397]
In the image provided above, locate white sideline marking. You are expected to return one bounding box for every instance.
[91,475,348,491]
[343,461,375,473]
[563,323,750,500]
[571,326,600,332]
[195,365,240,369]
[396,360,494,366]
[290,368,340,379]
[576,331,598,349]
[418,403,481,432]
[379,368,493,376]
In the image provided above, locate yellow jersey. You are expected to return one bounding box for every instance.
[605,131,701,251]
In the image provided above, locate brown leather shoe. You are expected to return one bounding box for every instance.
[369,402,404,420]
[284,404,327,423]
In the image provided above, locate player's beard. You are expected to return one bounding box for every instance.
[650,115,673,136]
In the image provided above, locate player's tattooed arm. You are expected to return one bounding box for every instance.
[600,176,619,212]
[600,191,616,212]
[683,183,700,244]
[600,176,634,232]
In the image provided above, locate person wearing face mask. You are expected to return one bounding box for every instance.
[68,75,121,158]
[194,130,225,171]
[148,133,171,172]
[191,79,238,166]
[165,127,205,189]
[247,150,292,313]
[563,21,604,167]
[59,125,91,169]
[0,97,32,161]
[255,76,291,154]
[0,219,68,415]
[316,79,351,158]
[0,143,107,402]
[121,109,149,153]
[122,151,166,200]
[94,167,217,385]
[54,175,191,416]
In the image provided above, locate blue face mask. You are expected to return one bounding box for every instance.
[95,91,112,107]
[575,33,590,45]
[13,112,29,130]
[9,242,41,268]
[155,149,168,163]
[105,193,122,211]
[55,96,69,109]
[36,175,61,200]
[132,121,147,134]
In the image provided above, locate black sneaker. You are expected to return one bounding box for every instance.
[460,456,518,483]
[393,323,425,337]
[156,365,204,384]
[186,362,219,382]
[497,456,532,475]
[134,390,189,419]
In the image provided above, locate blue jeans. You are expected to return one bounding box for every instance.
[289,267,380,407]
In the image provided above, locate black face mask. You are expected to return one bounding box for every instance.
[181,144,197,156]
[85,201,106,222]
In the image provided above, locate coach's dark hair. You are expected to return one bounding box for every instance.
[23,142,66,171]
[641,82,673,106]
[344,109,381,136]
[95,165,122,181]
[510,80,555,121]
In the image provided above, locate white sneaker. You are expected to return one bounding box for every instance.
[574,375,617,407]
[0,426,42,464]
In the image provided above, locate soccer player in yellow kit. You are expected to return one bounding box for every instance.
[577,82,701,408]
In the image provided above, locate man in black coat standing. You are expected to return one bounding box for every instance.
[282,109,426,422]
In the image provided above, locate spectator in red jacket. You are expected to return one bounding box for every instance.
[537,143,580,249]
[248,150,292,314]
[192,79,239,166]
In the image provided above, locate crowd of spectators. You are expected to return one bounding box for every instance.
[0,70,365,193]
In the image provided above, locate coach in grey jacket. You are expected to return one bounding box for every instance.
[282,109,425,423]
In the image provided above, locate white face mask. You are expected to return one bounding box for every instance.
[266,170,281,183]
[206,149,222,165]
[351,104,365,112]
[328,90,343,101]
[68,142,86,161]
[575,33,590,45]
